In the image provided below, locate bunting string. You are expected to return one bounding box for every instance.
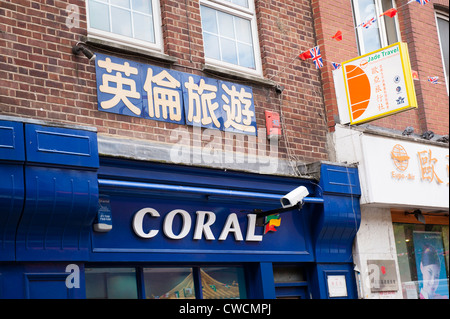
[291,0,444,85]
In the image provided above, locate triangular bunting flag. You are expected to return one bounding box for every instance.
[332,30,343,41]
[380,8,398,18]
[299,50,312,60]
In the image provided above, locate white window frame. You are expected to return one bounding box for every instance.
[86,0,163,53]
[352,0,401,55]
[435,10,449,94]
[200,0,263,77]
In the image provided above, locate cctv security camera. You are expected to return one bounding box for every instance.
[72,44,96,61]
[280,186,309,208]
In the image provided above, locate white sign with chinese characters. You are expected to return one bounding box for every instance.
[334,126,449,209]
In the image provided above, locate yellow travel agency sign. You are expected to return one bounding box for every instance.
[341,42,417,125]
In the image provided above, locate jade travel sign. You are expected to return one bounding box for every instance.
[336,42,418,125]
[95,53,257,135]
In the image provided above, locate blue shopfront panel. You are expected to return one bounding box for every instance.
[25,124,99,168]
[0,263,86,299]
[15,123,99,261]
[90,191,316,263]
[0,120,25,162]
[0,164,24,261]
[15,166,98,261]
[0,120,25,261]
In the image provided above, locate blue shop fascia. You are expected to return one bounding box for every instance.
[0,114,362,299]
[1,55,362,299]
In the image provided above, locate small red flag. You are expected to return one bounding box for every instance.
[331,30,343,41]
[380,8,398,18]
[299,50,312,60]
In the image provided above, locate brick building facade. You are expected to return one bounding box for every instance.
[0,0,363,300]
[1,0,330,172]
[312,0,449,136]
[0,0,448,300]
[311,0,449,299]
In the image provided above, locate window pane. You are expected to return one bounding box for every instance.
[89,0,110,32]
[134,13,155,43]
[437,16,449,83]
[111,6,133,37]
[235,17,252,44]
[221,37,238,65]
[111,0,130,9]
[217,11,235,39]
[354,0,382,53]
[201,5,218,34]
[381,0,398,44]
[203,33,221,60]
[362,25,382,53]
[85,268,138,299]
[238,43,255,69]
[143,268,195,299]
[223,0,249,8]
[201,267,247,299]
[132,0,153,14]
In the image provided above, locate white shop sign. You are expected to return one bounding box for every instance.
[335,127,449,209]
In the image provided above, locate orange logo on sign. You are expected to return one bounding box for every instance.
[345,65,371,121]
[391,144,410,171]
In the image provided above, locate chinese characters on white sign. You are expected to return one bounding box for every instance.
[95,53,257,135]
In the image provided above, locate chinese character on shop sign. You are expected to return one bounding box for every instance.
[221,84,256,134]
[418,150,444,184]
[98,57,141,115]
[184,76,220,129]
[143,68,183,122]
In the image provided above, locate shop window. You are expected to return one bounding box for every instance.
[200,0,262,76]
[393,223,449,299]
[201,267,247,299]
[85,267,138,299]
[352,0,400,54]
[86,0,162,52]
[85,266,247,299]
[143,267,195,299]
[273,265,309,299]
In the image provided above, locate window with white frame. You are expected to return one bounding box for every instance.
[435,10,449,93]
[352,0,401,55]
[200,0,262,76]
[86,0,162,52]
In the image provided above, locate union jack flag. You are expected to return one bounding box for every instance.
[416,0,430,5]
[361,17,377,29]
[428,76,439,84]
[310,46,323,69]
[332,62,341,70]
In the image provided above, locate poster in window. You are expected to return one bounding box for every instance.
[413,231,449,299]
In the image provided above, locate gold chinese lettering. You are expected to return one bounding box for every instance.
[98,57,141,115]
[221,84,256,134]
[143,68,182,122]
[184,76,220,128]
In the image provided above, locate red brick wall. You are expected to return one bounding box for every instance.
[312,0,449,136]
[0,0,329,164]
